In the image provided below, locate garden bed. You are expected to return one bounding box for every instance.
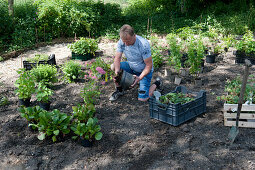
[1,42,255,169]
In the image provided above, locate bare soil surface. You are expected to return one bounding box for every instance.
[0,41,255,170]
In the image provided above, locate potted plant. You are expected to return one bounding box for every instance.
[71,117,103,147]
[30,109,72,142]
[36,82,54,110]
[68,37,99,61]
[15,69,35,107]
[18,106,45,131]
[30,64,58,86]
[61,60,85,83]
[72,103,96,123]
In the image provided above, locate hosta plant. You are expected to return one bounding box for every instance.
[61,60,84,83]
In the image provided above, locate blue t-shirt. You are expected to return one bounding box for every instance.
[117,35,153,73]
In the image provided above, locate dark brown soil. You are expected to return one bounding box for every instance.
[1,46,255,170]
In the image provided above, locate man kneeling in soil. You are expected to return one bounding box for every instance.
[109,24,161,101]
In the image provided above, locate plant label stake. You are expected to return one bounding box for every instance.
[228,59,252,144]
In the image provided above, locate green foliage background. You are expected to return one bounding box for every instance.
[1,0,255,53]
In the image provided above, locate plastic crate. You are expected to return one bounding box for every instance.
[149,86,206,126]
[23,54,56,70]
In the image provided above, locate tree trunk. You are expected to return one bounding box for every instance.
[8,0,14,16]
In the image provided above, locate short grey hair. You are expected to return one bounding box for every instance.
[119,24,135,38]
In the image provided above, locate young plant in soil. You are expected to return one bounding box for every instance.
[19,106,45,127]
[30,64,58,86]
[217,75,255,104]
[31,109,72,142]
[71,117,103,142]
[159,92,195,104]
[80,80,100,105]
[61,60,84,83]
[72,103,96,123]
[15,69,35,100]
[36,82,54,104]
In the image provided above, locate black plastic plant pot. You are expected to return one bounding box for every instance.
[71,52,94,61]
[80,137,93,147]
[201,59,205,67]
[206,54,216,63]
[39,102,50,111]
[19,98,31,107]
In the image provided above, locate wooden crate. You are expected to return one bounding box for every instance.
[224,104,255,128]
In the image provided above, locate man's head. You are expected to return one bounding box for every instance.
[120,24,136,46]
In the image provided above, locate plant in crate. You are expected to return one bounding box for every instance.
[71,117,103,147]
[159,92,195,104]
[15,69,35,106]
[36,82,54,110]
[30,109,72,142]
[68,37,99,60]
[72,103,96,123]
[26,54,49,63]
[61,60,84,83]
[30,64,58,86]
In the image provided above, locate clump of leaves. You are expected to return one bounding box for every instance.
[26,54,49,63]
[30,109,72,142]
[0,56,3,62]
[19,106,44,124]
[217,75,255,104]
[30,64,58,85]
[68,37,99,55]
[36,82,54,103]
[151,45,164,69]
[159,92,195,104]
[71,117,103,141]
[80,80,100,104]
[72,103,96,123]
[15,69,35,100]
[61,60,84,83]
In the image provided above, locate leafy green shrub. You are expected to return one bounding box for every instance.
[36,82,54,103]
[26,54,49,63]
[19,106,44,124]
[0,56,3,62]
[72,103,96,123]
[68,37,98,55]
[61,60,84,83]
[81,80,100,105]
[15,69,35,100]
[30,109,72,142]
[217,76,255,104]
[151,45,164,69]
[30,64,58,85]
[71,117,103,141]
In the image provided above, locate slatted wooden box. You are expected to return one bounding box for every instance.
[224,103,255,128]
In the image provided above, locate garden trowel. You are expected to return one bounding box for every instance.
[228,59,252,144]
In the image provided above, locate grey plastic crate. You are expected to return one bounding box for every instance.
[149,86,206,126]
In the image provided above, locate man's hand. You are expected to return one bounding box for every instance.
[131,75,141,87]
